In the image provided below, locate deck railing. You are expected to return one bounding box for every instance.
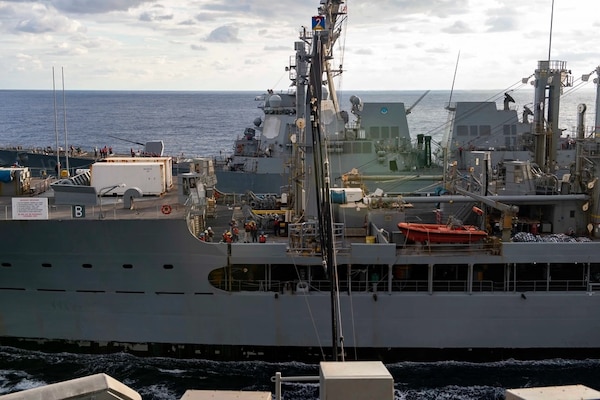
[218,278,591,294]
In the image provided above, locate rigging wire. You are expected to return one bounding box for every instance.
[290,255,328,361]
[325,1,360,360]
[447,50,460,107]
[269,69,290,92]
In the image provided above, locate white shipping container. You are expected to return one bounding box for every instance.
[103,157,173,190]
[90,162,166,196]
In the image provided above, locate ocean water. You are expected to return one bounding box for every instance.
[2,346,600,400]
[0,87,597,159]
[0,87,599,399]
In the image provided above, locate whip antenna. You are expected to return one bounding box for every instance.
[547,0,555,60]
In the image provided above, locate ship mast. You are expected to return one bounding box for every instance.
[52,67,60,175]
[305,0,347,361]
[532,0,573,171]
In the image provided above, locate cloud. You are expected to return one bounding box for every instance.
[350,0,469,24]
[15,7,84,34]
[49,41,88,56]
[355,48,373,55]
[0,3,18,19]
[201,2,251,13]
[485,15,516,32]
[178,19,196,26]
[15,53,43,71]
[206,25,240,43]
[264,45,289,51]
[51,0,155,14]
[191,43,207,51]
[194,13,217,22]
[139,10,174,22]
[441,20,471,34]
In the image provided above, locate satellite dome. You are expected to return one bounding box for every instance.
[267,94,282,108]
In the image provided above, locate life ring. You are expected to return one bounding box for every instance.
[296,281,309,293]
[214,191,220,200]
[161,204,172,215]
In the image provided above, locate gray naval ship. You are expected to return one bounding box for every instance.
[2,0,600,362]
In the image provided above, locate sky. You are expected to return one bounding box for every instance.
[0,0,598,91]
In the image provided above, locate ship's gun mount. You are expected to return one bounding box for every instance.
[453,185,519,242]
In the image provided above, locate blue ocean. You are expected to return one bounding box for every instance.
[0,87,597,160]
[0,88,599,399]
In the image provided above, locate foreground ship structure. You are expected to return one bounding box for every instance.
[2,0,600,362]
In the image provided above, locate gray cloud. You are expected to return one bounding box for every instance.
[191,43,207,51]
[15,10,84,33]
[206,25,240,43]
[138,3,173,22]
[441,20,471,34]
[202,2,251,13]
[264,45,289,51]
[15,18,53,33]
[194,13,218,22]
[351,0,469,24]
[191,1,314,28]
[485,15,516,32]
[179,19,196,26]
[0,3,18,19]
[52,0,154,14]
[139,10,174,22]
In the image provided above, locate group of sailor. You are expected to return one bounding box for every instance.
[199,227,214,242]
[244,219,259,242]
[199,220,266,244]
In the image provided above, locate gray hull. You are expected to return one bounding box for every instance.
[2,217,600,360]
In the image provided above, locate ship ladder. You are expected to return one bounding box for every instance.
[193,214,202,237]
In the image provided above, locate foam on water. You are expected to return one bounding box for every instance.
[3,346,600,399]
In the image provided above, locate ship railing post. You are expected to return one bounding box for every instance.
[274,372,282,400]
[98,183,126,219]
[271,373,319,400]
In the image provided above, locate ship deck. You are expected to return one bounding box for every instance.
[1,178,600,258]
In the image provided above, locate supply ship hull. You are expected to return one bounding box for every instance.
[2,0,600,362]
[2,213,600,361]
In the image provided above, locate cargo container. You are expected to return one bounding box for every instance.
[102,156,173,190]
[90,162,166,196]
